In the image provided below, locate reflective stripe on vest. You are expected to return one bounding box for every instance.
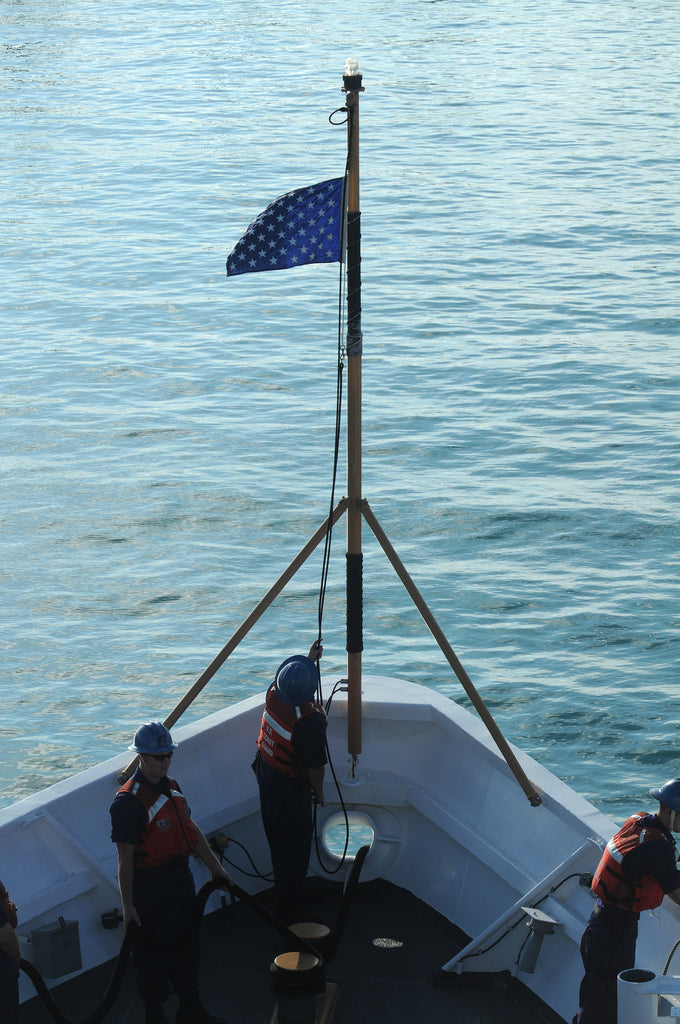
[592,812,671,912]
[118,776,200,868]
[262,708,294,743]
[257,684,325,778]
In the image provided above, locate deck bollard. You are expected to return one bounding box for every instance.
[617,968,680,1024]
[270,950,325,1024]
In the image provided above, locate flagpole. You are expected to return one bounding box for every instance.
[343,59,364,768]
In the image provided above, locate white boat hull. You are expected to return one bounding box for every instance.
[3,674,679,1023]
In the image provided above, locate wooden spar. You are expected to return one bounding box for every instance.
[343,59,364,764]
[118,500,348,783]
[338,65,539,805]
[338,68,539,805]
[361,501,543,807]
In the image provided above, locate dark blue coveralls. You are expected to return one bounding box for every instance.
[109,772,200,1009]
[253,710,327,921]
[573,813,680,1024]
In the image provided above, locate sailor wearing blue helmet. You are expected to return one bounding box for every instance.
[253,639,326,922]
[110,722,233,1024]
[573,779,680,1024]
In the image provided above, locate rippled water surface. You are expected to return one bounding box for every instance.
[2,0,679,823]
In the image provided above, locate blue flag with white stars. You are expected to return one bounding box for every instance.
[226,177,344,277]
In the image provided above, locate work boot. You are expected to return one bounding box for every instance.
[176,994,226,1024]
[145,1006,170,1024]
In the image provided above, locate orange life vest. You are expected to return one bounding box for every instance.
[117,775,201,868]
[592,812,674,911]
[257,684,326,778]
[0,880,18,930]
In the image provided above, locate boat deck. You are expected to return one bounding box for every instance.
[20,878,566,1024]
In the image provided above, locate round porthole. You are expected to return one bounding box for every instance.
[313,806,402,881]
[320,810,376,863]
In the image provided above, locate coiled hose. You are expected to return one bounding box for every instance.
[19,851,369,1024]
[19,877,233,1024]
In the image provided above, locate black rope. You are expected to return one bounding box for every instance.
[329,107,348,126]
[19,877,227,1024]
[209,833,274,882]
[319,844,369,962]
[456,872,586,965]
[315,150,349,659]
[19,875,326,1024]
[663,934,680,975]
[309,109,353,874]
[313,682,351,874]
[20,930,133,1024]
[226,880,320,958]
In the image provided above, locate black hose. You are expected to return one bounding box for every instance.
[20,855,370,1024]
[314,844,369,963]
[19,877,230,1024]
[223,880,321,959]
[20,920,133,1024]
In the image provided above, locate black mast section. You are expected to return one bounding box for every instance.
[343,59,364,765]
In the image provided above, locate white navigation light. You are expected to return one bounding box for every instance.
[345,58,359,76]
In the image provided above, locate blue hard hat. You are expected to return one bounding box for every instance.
[274,655,318,706]
[129,721,178,755]
[650,779,680,814]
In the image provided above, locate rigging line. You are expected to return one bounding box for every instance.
[313,195,348,861]
[316,105,350,650]
[209,834,274,882]
[316,348,343,647]
[313,686,351,874]
[311,146,351,874]
[316,160,349,660]
[457,872,585,963]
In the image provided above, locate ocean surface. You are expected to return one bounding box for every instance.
[2,0,678,825]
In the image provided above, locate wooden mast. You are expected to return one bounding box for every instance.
[118,65,539,805]
[343,59,364,768]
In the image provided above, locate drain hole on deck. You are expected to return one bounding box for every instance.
[321,810,376,861]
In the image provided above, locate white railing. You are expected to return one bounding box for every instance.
[441,840,597,975]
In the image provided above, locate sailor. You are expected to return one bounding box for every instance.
[252,640,326,922]
[110,722,233,1024]
[0,878,20,1024]
[573,779,680,1024]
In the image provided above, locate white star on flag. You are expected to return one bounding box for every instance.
[226,178,344,277]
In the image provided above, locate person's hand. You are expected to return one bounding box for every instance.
[213,865,235,888]
[123,904,141,929]
[0,883,18,930]
[6,899,18,930]
[308,639,323,663]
